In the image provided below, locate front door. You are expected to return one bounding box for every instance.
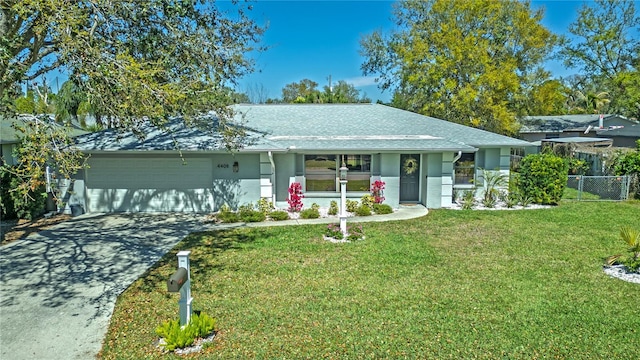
[400,154,420,202]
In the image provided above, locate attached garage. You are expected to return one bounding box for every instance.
[85,155,215,213]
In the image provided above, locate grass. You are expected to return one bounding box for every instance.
[563,186,602,200]
[100,201,640,359]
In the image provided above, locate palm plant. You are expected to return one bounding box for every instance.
[620,226,640,261]
[481,169,509,205]
[606,226,640,272]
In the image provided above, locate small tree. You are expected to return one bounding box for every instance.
[287,182,304,212]
[517,152,568,205]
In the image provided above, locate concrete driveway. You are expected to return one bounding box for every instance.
[0,205,428,359]
[0,213,208,360]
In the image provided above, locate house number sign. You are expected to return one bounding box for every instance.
[217,163,229,168]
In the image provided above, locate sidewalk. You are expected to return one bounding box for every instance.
[209,204,429,228]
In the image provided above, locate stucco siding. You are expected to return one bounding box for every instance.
[379,153,400,208]
[274,153,296,202]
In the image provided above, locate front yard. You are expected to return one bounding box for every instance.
[100,201,639,359]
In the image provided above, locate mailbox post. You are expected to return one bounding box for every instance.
[339,162,348,236]
[167,250,193,326]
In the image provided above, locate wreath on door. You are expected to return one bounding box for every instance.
[403,157,418,175]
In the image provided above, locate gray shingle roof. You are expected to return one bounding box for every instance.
[596,124,640,137]
[74,119,272,152]
[74,104,531,152]
[234,104,530,151]
[1,115,88,144]
[520,114,637,133]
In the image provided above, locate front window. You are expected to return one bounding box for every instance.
[305,155,337,191]
[344,155,371,191]
[304,154,371,192]
[455,153,475,185]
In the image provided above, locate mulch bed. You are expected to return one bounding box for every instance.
[0,214,71,245]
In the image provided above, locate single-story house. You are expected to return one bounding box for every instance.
[519,114,639,143]
[1,115,88,166]
[68,104,532,213]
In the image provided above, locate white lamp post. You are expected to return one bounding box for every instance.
[339,161,348,235]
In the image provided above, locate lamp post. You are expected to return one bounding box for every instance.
[339,162,348,235]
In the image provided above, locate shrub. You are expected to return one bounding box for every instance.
[268,210,289,221]
[0,169,17,219]
[360,194,375,210]
[240,210,266,223]
[256,198,274,215]
[237,203,254,215]
[613,140,640,199]
[517,152,568,205]
[300,208,320,219]
[355,205,372,216]
[328,200,339,215]
[311,203,320,211]
[287,182,304,212]
[566,158,590,175]
[156,312,216,352]
[237,203,265,222]
[216,204,239,223]
[346,199,359,213]
[370,180,385,203]
[0,167,46,220]
[372,203,393,214]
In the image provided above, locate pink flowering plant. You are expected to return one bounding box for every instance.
[324,223,365,241]
[371,180,386,204]
[325,223,344,240]
[287,182,304,212]
[346,224,365,241]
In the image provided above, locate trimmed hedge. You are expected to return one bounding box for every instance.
[517,152,568,205]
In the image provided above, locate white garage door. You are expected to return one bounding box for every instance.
[85,156,214,213]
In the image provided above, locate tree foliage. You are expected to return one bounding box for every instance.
[558,0,639,118]
[559,0,638,81]
[55,80,85,125]
[360,0,557,135]
[279,78,369,104]
[1,0,263,202]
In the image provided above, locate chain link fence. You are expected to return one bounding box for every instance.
[565,175,632,201]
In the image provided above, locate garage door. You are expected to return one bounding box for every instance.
[85,156,214,213]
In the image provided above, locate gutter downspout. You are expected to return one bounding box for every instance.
[453,151,462,163]
[268,151,276,205]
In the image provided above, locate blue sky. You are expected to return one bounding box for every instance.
[41,1,629,102]
[233,0,592,103]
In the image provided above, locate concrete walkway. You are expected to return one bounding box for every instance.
[0,205,427,359]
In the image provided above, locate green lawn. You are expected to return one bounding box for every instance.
[100,201,640,359]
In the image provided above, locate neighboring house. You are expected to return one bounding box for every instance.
[69,104,531,213]
[519,114,639,143]
[596,124,640,148]
[1,115,87,166]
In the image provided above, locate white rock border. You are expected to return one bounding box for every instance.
[603,265,640,284]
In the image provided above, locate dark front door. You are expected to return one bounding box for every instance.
[400,154,420,202]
